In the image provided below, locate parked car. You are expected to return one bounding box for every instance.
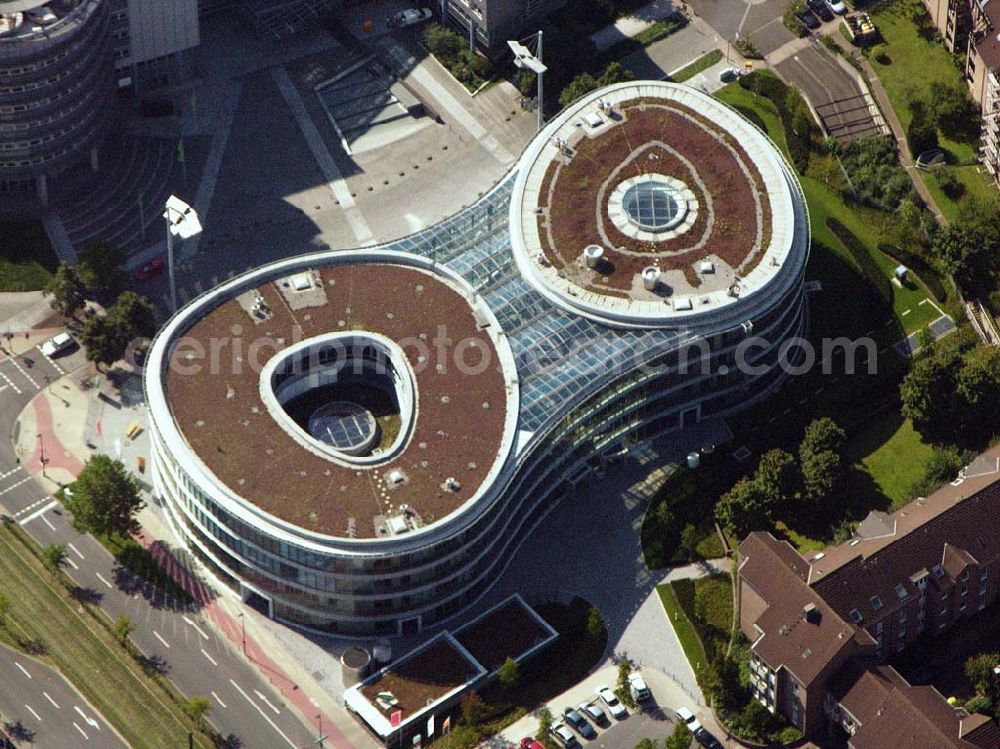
[719,67,741,83]
[807,0,835,21]
[562,707,597,739]
[628,673,651,702]
[826,0,847,13]
[520,739,544,749]
[41,332,74,357]
[578,700,607,726]
[675,706,703,734]
[135,257,165,281]
[694,728,723,749]
[550,723,579,748]
[386,7,432,28]
[798,8,821,29]
[594,685,627,719]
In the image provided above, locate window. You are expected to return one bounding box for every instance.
[895,583,909,600]
[849,609,863,624]
[871,595,884,611]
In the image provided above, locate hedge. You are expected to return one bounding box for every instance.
[826,217,893,312]
[738,72,815,173]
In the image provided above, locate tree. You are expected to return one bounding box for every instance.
[966,652,1000,698]
[901,347,963,437]
[79,314,121,369]
[183,696,212,729]
[709,654,744,712]
[679,523,700,561]
[64,455,144,538]
[932,222,986,281]
[799,417,846,461]
[907,98,938,157]
[738,699,774,741]
[755,448,798,503]
[664,723,692,749]
[616,658,636,708]
[459,691,488,727]
[801,448,842,501]
[714,477,774,537]
[536,707,558,749]
[79,291,157,369]
[596,62,635,88]
[44,263,86,318]
[423,25,463,61]
[43,543,68,571]
[497,656,520,689]
[586,606,605,644]
[77,241,127,300]
[636,739,659,749]
[110,291,157,342]
[112,615,134,646]
[957,345,1000,409]
[559,71,598,107]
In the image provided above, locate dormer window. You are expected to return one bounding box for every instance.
[895,583,909,600]
[849,609,863,625]
[871,595,884,611]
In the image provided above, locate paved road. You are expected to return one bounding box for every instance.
[0,643,126,748]
[0,345,321,749]
[775,44,883,143]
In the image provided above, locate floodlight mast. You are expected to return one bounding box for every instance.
[508,31,546,132]
[163,195,201,313]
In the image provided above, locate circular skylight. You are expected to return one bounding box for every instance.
[309,401,378,453]
[623,179,684,232]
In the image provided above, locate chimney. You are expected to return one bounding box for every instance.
[803,603,819,623]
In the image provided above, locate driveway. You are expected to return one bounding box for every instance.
[622,24,716,80]
[686,0,794,54]
[775,44,885,142]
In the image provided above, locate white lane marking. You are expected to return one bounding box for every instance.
[68,542,84,559]
[41,350,65,375]
[212,691,227,708]
[41,514,56,531]
[152,631,170,649]
[74,705,99,729]
[0,369,21,394]
[43,692,59,709]
[201,648,218,667]
[229,679,296,748]
[6,355,38,389]
[66,557,79,570]
[20,500,56,524]
[0,384,7,393]
[73,722,88,740]
[253,689,280,715]
[183,616,209,640]
[0,476,33,496]
[95,572,113,589]
[24,704,41,721]
[15,662,31,678]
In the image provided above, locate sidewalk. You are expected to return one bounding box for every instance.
[20,372,377,749]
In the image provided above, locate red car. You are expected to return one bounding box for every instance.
[135,257,165,281]
[521,739,544,749]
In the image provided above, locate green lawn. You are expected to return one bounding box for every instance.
[0,221,57,290]
[923,165,999,222]
[846,412,934,508]
[0,524,212,749]
[657,582,709,677]
[670,49,723,83]
[658,575,734,690]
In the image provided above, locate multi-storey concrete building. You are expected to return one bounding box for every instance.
[444,0,565,52]
[0,0,114,207]
[146,81,811,637]
[737,457,1000,747]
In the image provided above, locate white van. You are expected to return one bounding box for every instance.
[628,673,650,702]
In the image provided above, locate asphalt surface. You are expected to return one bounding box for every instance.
[0,642,126,748]
[0,343,321,749]
[775,44,883,142]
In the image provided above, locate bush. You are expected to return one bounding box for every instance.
[965,694,992,715]
[826,217,893,312]
[935,168,966,199]
[784,0,807,37]
[877,242,948,302]
[733,36,763,59]
[909,445,968,496]
[777,726,805,743]
[839,135,915,211]
[739,72,816,173]
[907,99,939,157]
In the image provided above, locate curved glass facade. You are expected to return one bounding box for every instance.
[147,89,811,636]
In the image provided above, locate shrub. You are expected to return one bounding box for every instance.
[965,695,992,715]
[935,168,965,199]
[877,242,948,302]
[826,217,893,312]
[777,726,805,743]
[783,1,807,37]
[739,72,817,173]
[734,36,763,59]
[839,135,915,210]
[910,445,970,496]
[907,99,939,157]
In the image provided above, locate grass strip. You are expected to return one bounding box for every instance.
[670,49,723,83]
[0,523,212,749]
[657,582,708,679]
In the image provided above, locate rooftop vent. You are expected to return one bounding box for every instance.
[583,244,604,269]
[444,477,462,493]
[803,603,819,623]
[699,260,715,274]
[642,266,661,291]
[387,469,406,486]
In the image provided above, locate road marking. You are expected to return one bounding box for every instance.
[5,355,38,389]
[74,705,99,729]
[95,572,113,589]
[41,514,55,531]
[19,500,57,525]
[212,691,228,708]
[15,662,31,678]
[73,722,88,740]
[41,350,65,375]
[183,616,209,640]
[0,369,21,394]
[43,692,59,709]
[24,704,41,721]
[253,689,281,714]
[0,475,33,496]
[201,648,218,666]
[229,679,296,748]
[68,542,84,559]
[66,556,79,570]
[153,630,170,649]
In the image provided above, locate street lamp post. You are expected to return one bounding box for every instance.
[237,612,246,656]
[508,33,547,133]
[316,712,327,748]
[163,195,202,313]
[37,434,46,478]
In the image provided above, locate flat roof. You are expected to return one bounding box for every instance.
[510,81,799,327]
[453,595,557,671]
[163,260,514,540]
